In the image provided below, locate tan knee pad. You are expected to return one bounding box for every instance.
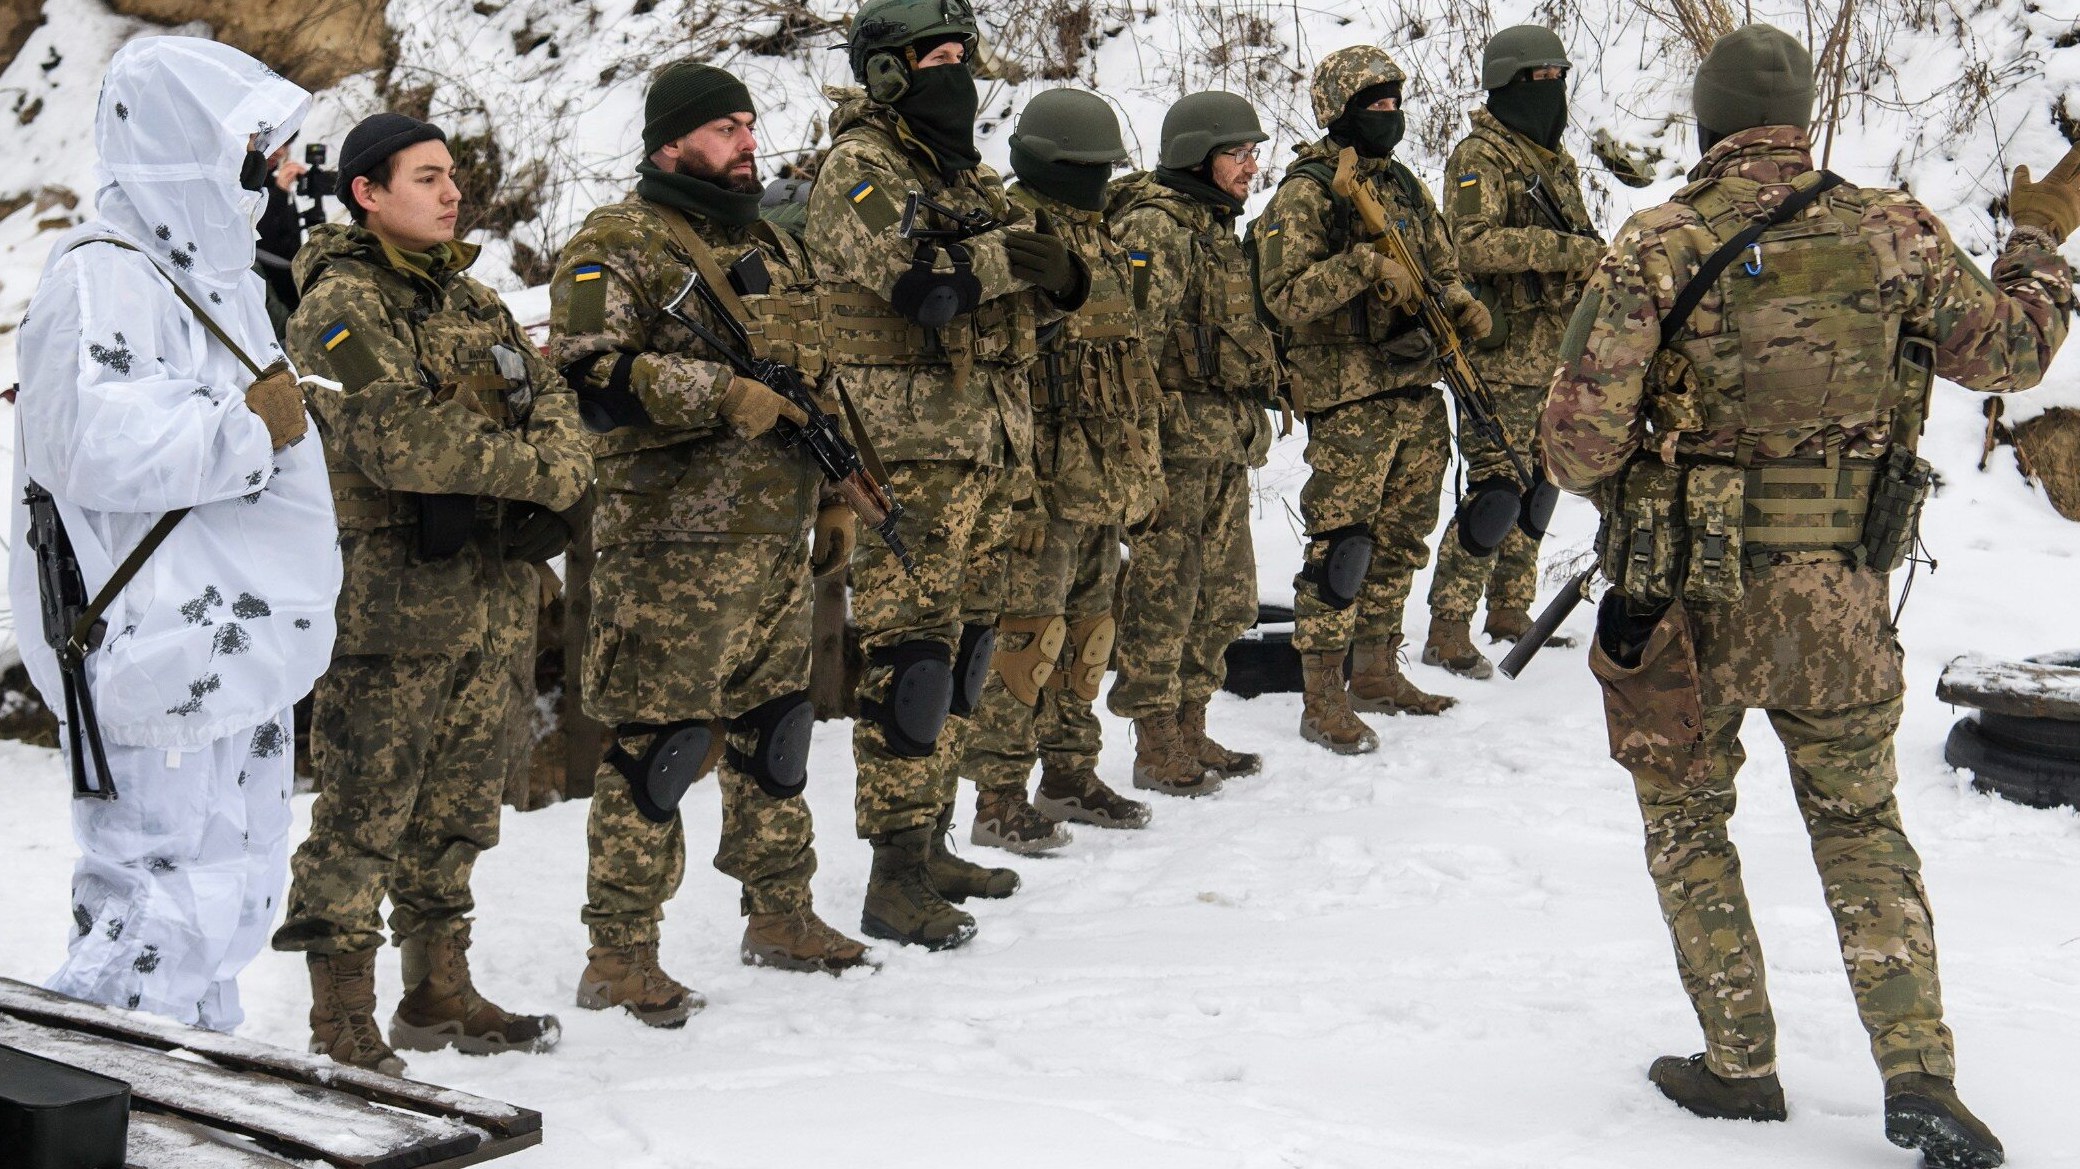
[1055,613,1117,701]
[994,615,1068,706]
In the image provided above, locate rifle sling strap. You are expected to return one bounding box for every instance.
[1657,171,1843,349]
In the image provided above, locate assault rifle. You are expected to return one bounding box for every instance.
[1497,567,1596,678]
[660,269,917,576]
[1331,148,1555,545]
[23,483,118,798]
[1522,173,1597,239]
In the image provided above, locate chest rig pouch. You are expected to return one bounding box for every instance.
[412,295,534,559]
[1034,227,1143,419]
[1169,228,1278,400]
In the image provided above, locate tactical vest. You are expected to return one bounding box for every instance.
[1456,123,1589,326]
[1113,176,1278,401]
[1274,155,1436,360]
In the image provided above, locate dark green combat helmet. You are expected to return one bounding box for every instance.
[1158,90,1267,170]
[1011,89,1130,164]
[1480,25,1570,90]
[1693,24,1814,139]
[1310,46,1404,128]
[848,0,978,103]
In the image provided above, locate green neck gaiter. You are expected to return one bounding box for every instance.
[893,64,982,174]
[1489,78,1568,151]
[1009,141,1111,212]
[635,160,761,227]
[1155,165,1243,220]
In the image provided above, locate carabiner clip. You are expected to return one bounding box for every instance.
[1742,243,1763,277]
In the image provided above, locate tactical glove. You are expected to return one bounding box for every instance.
[1010,498,1049,557]
[244,361,308,450]
[810,503,856,579]
[1358,249,1420,310]
[717,375,810,440]
[1450,295,1494,342]
[2010,143,2080,243]
[1003,230,1079,297]
[502,502,574,563]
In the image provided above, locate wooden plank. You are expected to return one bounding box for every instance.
[0,1017,479,1169]
[127,1111,298,1168]
[0,977,538,1138]
[1937,653,2080,721]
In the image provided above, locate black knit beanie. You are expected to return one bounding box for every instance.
[338,113,447,212]
[643,62,754,155]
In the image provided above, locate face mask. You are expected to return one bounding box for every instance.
[893,64,982,172]
[1009,142,1111,212]
[1333,109,1405,159]
[1488,77,1568,150]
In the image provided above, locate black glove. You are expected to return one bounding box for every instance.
[502,502,574,563]
[1003,230,1078,297]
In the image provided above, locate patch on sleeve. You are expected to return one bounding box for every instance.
[319,320,384,393]
[565,263,607,334]
[1128,249,1151,310]
[845,179,899,234]
[1258,223,1282,270]
[1455,173,1482,218]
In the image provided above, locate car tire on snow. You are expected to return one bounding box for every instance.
[1974,710,2080,760]
[1945,716,2080,810]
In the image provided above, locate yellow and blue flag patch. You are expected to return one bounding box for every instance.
[1128,250,1149,267]
[573,263,603,283]
[848,181,876,204]
[321,323,351,351]
[1457,173,1479,188]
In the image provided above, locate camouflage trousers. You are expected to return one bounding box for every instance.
[273,644,530,956]
[1628,696,1954,1080]
[581,536,821,945]
[1427,382,1546,622]
[1292,390,1450,654]
[851,459,1015,838]
[960,517,1121,792]
[1109,457,1256,719]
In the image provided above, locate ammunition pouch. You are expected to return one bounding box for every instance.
[1682,464,1745,604]
[414,494,481,562]
[1857,444,1932,573]
[1596,459,1683,604]
[609,718,726,824]
[727,690,815,800]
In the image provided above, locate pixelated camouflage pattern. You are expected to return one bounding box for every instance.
[272,645,530,955]
[960,518,1120,791]
[1631,698,1954,1080]
[1427,382,1545,621]
[1258,138,1471,415]
[1288,390,1451,654]
[1309,46,1405,128]
[287,225,590,657]
[1109,459,1257,718]
[1446,106,1604,388]
[549,195,825,546]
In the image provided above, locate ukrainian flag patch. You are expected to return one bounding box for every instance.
[848,181,875,204]
[1264,224,1281,238]
[1457,173,1479,188]
[1128,250,1149,267]
[321,323,351,351]
[573,263,603,282]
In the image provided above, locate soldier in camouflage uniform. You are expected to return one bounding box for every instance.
[1258,47,1493,753]
[807,0,1088,949]
[1422,26,1604,680]
[1107,91,1281,797]
[548,64,872,1028]
[272,114,589,1073]
[1543,25,2078,1165]
[957,89,1162,850]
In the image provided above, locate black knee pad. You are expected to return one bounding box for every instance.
[1518,469,1558,540]
[607,719,722,825]
[861,640,954,759]
[728,690,815,799]
[1302,524,1373,610]
[950,622,995,718]
[1456,477,1522,556]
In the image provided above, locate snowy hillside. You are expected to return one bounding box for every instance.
[1,0,2078,1164]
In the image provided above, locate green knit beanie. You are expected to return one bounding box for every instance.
[643,62,754,155]
[1692,25,1814,141]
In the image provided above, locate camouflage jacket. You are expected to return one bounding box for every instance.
[805,87,1057,486]
[1445,107,1604,387]
[1542,126,2073,707]
[1110,176,1273,467]
[549,194,824,547]
[1011,184,1162,525]
[1258,138,1474,415]
[288,224,590,656]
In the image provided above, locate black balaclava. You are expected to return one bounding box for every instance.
[894,59,982,173]
[1327,82,1404,159]
[1009,144,1111,212]
[1489,75,1567,150]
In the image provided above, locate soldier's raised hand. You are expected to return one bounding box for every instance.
[717,375,810,440]
[2009,143,2080,243]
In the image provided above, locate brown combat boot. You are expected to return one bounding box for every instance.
[1885,1073,2005,1168]
[1131,713,1222,796]
[1648,1054,1787,1122]
[863,824,978,950]
[928,805,1021,899]
[1176,699,1261,778]
[741,907,877,975]
[1035,764,1152,828]
[576,941,704,1029]
[1484,606,1577,648]
[391,934,560,1055]
[1352,637,1457,714]
[1420,617,1494,680]
[1300,650,1379,754]
[306,950,406,1077]
[971,786,1073,855]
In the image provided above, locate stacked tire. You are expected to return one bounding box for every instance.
[1943,651,2080,809]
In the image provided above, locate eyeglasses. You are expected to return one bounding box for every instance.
[1218,145,1260,164]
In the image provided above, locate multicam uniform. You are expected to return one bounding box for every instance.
[273,224,591,959]
[1106,175,1276,722]
[1543,126,2073,1082]
[1426,106,1602,628]
[959,184,1161,801]
[549,193,831,951]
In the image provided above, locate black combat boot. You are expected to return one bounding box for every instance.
[1885,1073,2005,1168]
[1648,1054,1787,1122]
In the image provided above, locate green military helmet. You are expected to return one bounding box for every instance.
[1011,89,1130,165]
[1481,25,1570,90]
[1311,46,1405,129]
[1158,90,1267,170]
[1694,24,1814,138]
[848,0,978,103]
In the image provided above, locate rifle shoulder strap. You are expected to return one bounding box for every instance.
[649,202,772,361]
[1657,171,1844,348]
